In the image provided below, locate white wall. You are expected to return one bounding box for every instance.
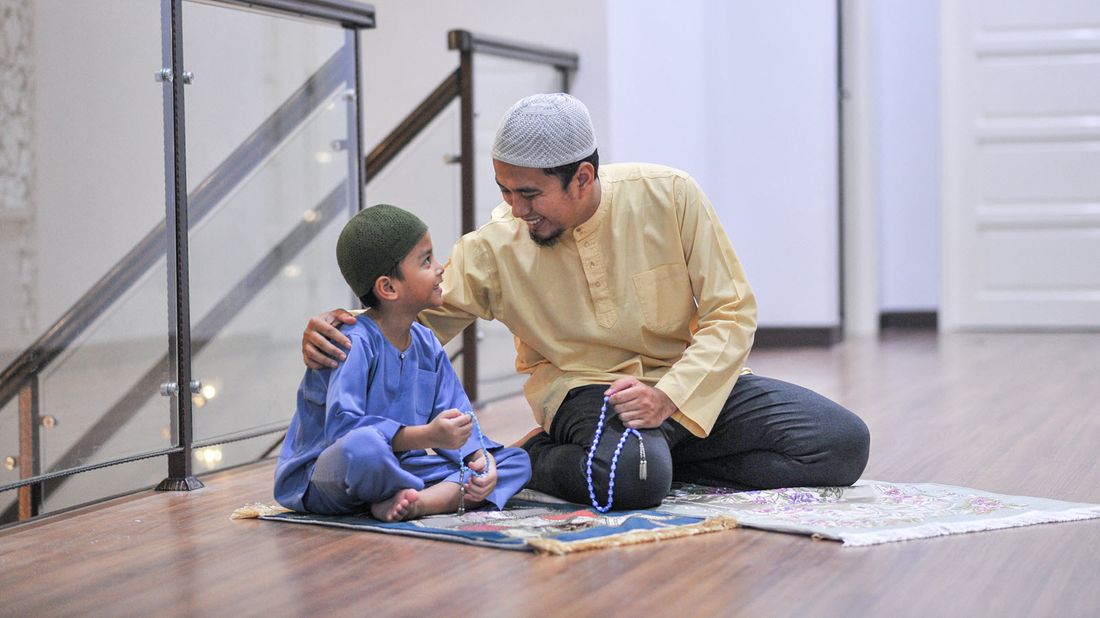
[871,1,940,312]
[607,1,840,327]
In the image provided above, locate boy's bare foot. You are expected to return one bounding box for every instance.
[370,488,421,522]
[509,426,547,449]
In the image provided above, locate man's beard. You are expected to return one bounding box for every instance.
[530,227,564,247]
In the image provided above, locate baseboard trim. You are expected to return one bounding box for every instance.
[753,326,842,348]
[879,311,938,330]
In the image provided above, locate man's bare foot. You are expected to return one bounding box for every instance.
[370,488,421,521]
[509,426,547,449]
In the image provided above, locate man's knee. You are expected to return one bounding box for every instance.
[827,412,870,486]
[592,433,672,510]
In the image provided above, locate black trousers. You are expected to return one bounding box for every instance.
[522,374,871,510]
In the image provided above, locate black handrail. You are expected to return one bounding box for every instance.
[447,29,579,72]
[216,0,375,28]
[0,46,352,413]
[364,69,461,180]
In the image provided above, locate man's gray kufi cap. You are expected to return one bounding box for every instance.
[491,93,597,168]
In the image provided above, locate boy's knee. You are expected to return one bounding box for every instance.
[336,426,391,463]
[494,446,531,468]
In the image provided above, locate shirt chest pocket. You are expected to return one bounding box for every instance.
[631,263,696,333]
[413,368,440,423]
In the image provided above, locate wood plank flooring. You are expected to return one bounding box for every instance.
[2,331,1099,617]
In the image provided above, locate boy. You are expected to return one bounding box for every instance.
[274,204,530,521]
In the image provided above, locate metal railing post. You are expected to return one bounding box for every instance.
[157,0,201,492]
[457,43,479,404]
[17,378,42,520]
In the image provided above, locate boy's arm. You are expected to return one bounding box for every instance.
[390,424,431,452]
[428,343,502,461]
[391,410,471,452]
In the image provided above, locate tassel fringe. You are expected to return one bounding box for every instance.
[526,515,739,555]
[231,503,292,520]
[838,505,1100,547]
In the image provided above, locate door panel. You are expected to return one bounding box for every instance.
[941,0,1100,329]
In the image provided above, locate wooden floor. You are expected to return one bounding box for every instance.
[2,331,1099,617]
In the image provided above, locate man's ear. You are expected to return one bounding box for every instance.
[573,162,596,195]
[373,275,399,302]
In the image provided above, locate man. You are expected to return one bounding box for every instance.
[302,93,869,510]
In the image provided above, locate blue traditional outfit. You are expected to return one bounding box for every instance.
[274,315,530,514]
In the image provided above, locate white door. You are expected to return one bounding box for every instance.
[941,0,1100,329]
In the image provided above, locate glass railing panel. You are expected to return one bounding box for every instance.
[183,3,357,471]
[362,98,465,378]
[472,57,564,403]
[365,100,464,270]
[181,2,347,194]
[0,0,174,505]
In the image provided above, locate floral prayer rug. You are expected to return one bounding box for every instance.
[231,500,737,555]
[651,481,1100,547]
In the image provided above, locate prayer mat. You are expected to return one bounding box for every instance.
[231,500,737,555]
[649,481,1100,547]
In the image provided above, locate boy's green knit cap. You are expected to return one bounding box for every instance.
[336,204,428,299]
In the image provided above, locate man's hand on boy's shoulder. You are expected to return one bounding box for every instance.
[302,308,358,369]
[429,408,473,450]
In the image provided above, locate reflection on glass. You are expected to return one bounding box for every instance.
[2,0,172,503]
[183,5,356,459]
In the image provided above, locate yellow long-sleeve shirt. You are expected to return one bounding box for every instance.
[419,162,757,437]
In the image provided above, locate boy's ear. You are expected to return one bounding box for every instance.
[373,275,399,302]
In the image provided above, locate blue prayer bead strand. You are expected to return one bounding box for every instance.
[460,410,491,479]
[586,396,642,513]
[457,410,491,516]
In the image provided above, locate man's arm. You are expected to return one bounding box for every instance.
[649,174,757,437]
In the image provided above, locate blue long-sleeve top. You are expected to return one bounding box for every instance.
[274,314,500,511]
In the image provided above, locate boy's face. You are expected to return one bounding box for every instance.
[393,232,444,310]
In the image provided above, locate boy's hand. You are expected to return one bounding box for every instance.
[429,409,472,450]
[464,451,498,503]
[302,308,357,369]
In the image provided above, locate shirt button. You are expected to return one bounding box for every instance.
[589,261,596,266]
[585,241,592,247]
[594,281,602,288]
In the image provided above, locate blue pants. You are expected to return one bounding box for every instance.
[523,374,871,510]
[302,426,530,515]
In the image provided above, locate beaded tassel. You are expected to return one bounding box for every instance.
[457,409,491,515]
[585,395,647,513]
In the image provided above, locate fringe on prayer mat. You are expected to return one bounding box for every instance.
[231,500,737,555]
[231,503,291,519]
[527,515,737,555]
[649,481,1100,547]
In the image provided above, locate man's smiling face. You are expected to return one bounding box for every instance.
[493,159,592,247]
